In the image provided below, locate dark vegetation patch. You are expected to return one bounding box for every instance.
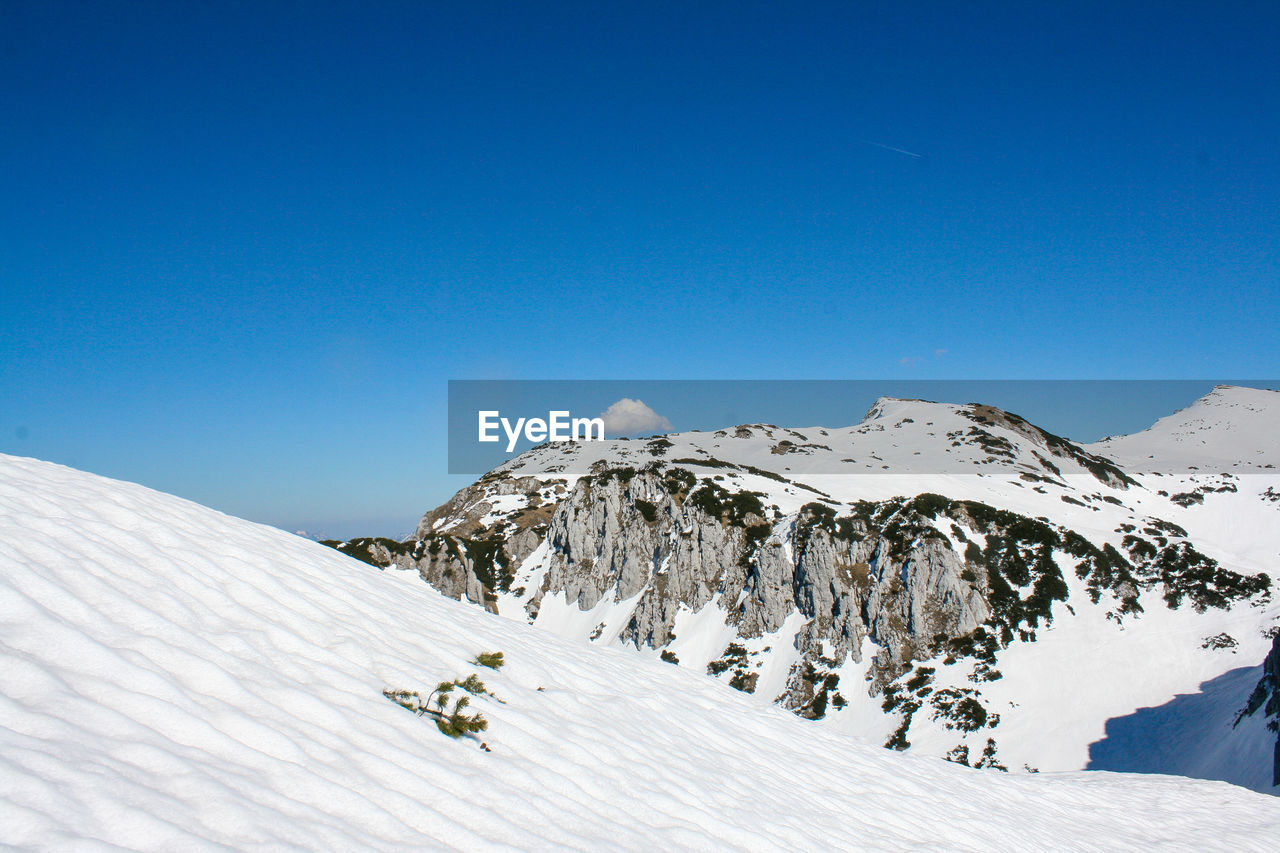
[708,643,762,694]
[462,537,514,595]
[1201,633,1238,651]
[321,536,414,568]
[647,438,674,456]
[796,657,844,718]
[634,499,660,524]
[962,405,1137,488]
[687,481,766,527]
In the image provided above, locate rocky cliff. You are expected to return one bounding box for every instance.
[326,390,1280,780]
[1237,634,1280,787]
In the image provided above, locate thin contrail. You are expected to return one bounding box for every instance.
[860,139,924,158]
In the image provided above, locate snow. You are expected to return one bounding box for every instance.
[913,569,1271,774]
[1089,385,1280,472]
[531,585,646,647]
[485,389,1280,501]
[666,602,739,673]
[477,493,528,527]
[1087,663,1278,793]
[4,452,1280,849]
[492,399,1075,485]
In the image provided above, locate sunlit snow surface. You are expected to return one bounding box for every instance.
[2,453,1279,850]
[1089,385,1280,471]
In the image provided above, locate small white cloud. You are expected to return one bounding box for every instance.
[900,351,945,366]
[599,398,673,436]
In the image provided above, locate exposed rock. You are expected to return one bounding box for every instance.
[320,393,1277,776]
[1236,634,1280,786]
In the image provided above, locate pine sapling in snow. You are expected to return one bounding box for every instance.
[432,686,488,738]
[384,655,505,739]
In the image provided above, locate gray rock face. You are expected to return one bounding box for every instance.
[376,467,1005,709]
[531,471,760,647]
[331,451,1270,729]
[1237,634,1280,786]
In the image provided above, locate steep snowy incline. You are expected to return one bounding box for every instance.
[1088,385,1280,471]
[2,453,1280,851]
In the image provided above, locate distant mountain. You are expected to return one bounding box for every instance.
[1089,385,1280,471]
[10,455,1280,848]
[332,386,1280,792]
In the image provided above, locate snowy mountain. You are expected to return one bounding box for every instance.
[334,386,1280,792]
[1089,385,1280,472]
[7,456,1280,849]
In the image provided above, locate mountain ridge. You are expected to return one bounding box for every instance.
[1088,385,1280,470]
[330,386,1280,790]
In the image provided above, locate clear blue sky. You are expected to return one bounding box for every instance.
[2,2,1277,537]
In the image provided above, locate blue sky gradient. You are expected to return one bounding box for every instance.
[2,2,1277,536]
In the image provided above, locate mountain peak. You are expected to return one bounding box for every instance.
[1088,384,1279,470]
[861,396,949,423]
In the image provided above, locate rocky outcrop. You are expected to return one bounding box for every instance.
[323,395,1279,774]
[329,451,1272,732]
[329,451,1272,724]
[1237,634,1280,787]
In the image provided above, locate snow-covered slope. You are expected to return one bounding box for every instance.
[474,394,1138,490]
[4,454,1280,850]
[1089,385,1280,472]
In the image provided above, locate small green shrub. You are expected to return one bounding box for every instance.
[472,651,506,670]
[634,499,660,523]
[433,690,489,738]
[385,669,501,740]
[1201,632,1238,651]
[383,684,487,737]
